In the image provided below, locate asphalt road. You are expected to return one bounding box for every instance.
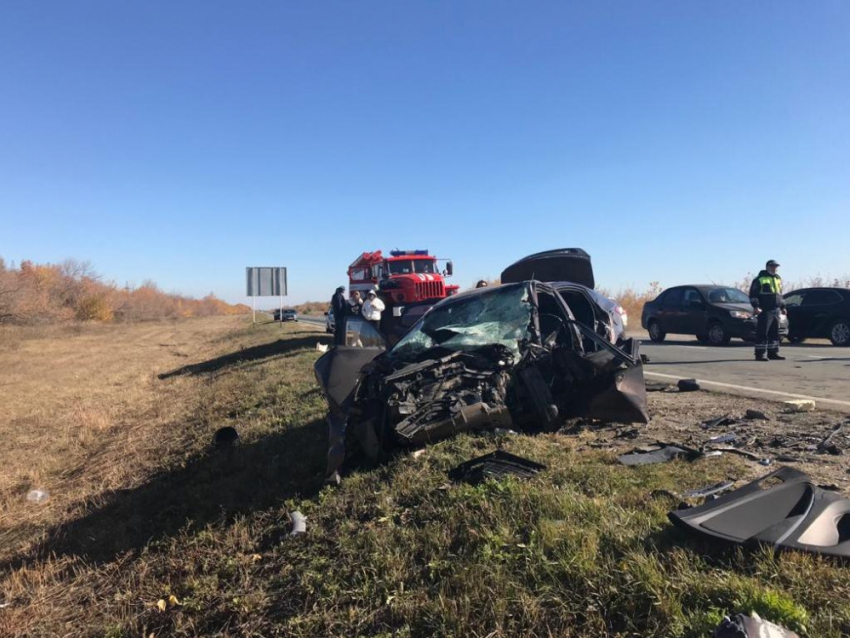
[298,315,327,329]
[639,334,850,413]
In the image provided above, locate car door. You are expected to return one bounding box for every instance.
[678,287,707,335]
[783,290,808,337]
[657,287,684,334]
[800,290,844,337]
[314,317,388,476]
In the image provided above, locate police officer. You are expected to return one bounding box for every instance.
[749,260,786,361]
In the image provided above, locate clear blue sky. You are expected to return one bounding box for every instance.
[1,1,848,305]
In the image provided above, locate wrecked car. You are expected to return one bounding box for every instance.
[315,280,649,479]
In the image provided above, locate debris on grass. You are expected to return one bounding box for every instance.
[817,421,848,455]
[702,414,740,429]
[618,443,704,466]
[289,511,307,536]
[614,427,640,439]
[25,489,49,504]
[683,480,735,499]
[213,426,239,448]
[713,611,800,637]
[708,433,738,444]
[670,466,850,558]
[707,446,762,461]
[745,409,770,421]
[677,378,700,392]
[448,450,546,485]
[784,399,815,413]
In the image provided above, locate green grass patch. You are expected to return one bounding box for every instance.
[5,321,850,637]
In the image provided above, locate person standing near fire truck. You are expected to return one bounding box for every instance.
[361,289,385,334]
[331,286,349,345]
[749,260,786,361]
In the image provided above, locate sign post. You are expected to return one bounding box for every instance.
[246,267,288,326]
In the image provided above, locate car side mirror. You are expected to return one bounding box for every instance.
[445,261,453,277]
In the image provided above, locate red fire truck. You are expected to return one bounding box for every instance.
[347,250,458,339]
[348,250,457,302]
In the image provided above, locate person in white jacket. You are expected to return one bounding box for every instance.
[361,289,385,333]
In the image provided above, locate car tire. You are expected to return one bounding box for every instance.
[648,320,666,343]
[706,321,731,346]
[829,319,850,347]
[696,333,708,343]
[786,333,806,344]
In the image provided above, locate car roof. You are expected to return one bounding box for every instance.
[664,284,734,290]
[784,287,849,293]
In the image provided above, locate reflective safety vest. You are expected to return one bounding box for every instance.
[758,275,782,294]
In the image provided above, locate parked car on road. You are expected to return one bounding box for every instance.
[641,285,788,345]
[273,308,298,322]
[783,288,850,346]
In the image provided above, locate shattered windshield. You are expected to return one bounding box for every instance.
[388,284,533,361]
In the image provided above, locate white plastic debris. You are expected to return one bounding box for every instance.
[289,511,307,536]
[26,489,49,504]
[784,399,815,413]
[316,343,329,353]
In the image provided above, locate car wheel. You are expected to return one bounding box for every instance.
[648,320,666,343]
[707,322,731,346]
[696,333,708,343]
[829,319,850,346]
[786,333,806,344]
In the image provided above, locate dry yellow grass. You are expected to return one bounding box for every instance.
[0,317,262,563]
[0,316,333,637]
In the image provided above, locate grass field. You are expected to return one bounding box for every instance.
[1,318,849,637]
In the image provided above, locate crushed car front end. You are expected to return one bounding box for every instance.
[315,281,649,479]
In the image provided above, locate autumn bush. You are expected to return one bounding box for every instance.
[295,301,329,316]
[0,257,249,325]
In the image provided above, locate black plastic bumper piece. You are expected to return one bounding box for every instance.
[449,450,546,485]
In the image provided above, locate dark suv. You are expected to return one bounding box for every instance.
[783,288,850,346]
[641,285,788,345]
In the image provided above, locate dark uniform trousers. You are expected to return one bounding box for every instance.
[755,308,781,356]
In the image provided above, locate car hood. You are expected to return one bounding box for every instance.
[501,248,594,288]
[714,302,755,314]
